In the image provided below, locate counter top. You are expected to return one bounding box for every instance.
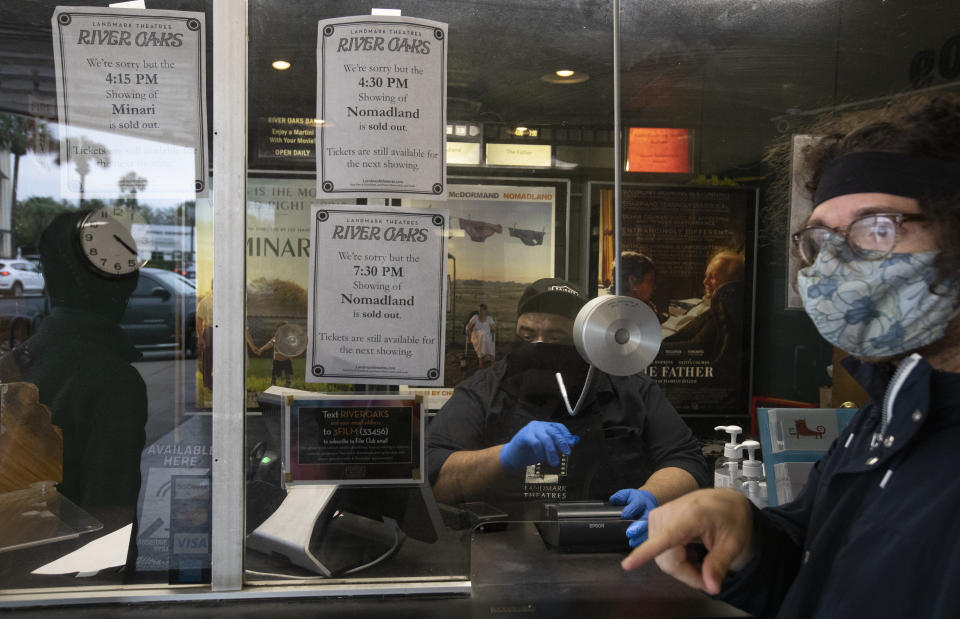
[2,519,748,617]
[467,521,748,618]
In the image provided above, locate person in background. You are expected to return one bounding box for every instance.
[616,251,665,321]
[465,302,496,369]
[622,93,960,618]
[428,278,709,525]
[662,250,745,367]
[256,321,293,387]
[660,249,744,338]
[16,211,147,574]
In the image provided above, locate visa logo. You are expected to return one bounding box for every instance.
[174,533,209,554]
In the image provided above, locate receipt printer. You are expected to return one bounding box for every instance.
[535,501,630,552]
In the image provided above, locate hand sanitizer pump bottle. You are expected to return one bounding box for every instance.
[713,425,743,489]
[738,440,766,508]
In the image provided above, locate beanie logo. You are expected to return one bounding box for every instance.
[547,285,578,296]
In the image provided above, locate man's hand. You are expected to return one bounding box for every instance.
[498,421,579,471]
[609,489,659,547]
[621,489,755,595]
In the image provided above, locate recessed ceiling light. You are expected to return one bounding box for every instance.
[540,70,589,84]
[272,60,291,71]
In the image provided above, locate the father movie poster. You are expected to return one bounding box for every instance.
[597,184,758,415]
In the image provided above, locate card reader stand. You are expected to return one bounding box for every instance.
[246,484,410,577]
[246,484,340,576]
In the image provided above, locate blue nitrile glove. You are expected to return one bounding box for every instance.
[625,519,649,548]
[609,489,659,547]
[498,421,579,471]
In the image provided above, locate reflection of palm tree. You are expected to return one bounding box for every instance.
[118,171,147,207]
[1,113,53,204]
[63,136,111,204]
[0,113,54,255]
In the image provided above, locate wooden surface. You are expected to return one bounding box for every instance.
[0,382,62,492]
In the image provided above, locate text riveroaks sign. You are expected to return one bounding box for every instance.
[306,204,449,385]
[316,15,447,199]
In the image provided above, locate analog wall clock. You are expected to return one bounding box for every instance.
[76,207,147,277]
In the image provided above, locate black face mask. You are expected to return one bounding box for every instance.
[504,342,590,406]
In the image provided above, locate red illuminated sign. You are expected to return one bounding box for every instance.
[627,128,691,173]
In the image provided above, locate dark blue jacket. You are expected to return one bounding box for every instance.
[719,354,960,618]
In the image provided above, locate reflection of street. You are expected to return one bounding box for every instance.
[134,353,200,445]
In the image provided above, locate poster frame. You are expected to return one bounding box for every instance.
[404,175,573,408]
[228,172,575,409]
[587,180,758,418]
[445,175,572,285]
[786,134,819,310]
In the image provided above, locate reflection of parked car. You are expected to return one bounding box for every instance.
[0,260,45,296]
[175,262,196,281]
[120,267,197,356]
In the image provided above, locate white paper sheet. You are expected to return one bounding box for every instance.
[32,524,131,577]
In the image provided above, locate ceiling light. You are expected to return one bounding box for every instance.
[272,60,291,71]
[514,126,528,136]
[540,70,590,84]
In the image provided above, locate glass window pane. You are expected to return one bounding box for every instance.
[0,0,956,609]
[241,0,613,588]
[0,0,212,595]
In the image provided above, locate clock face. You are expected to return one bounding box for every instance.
[77,207,145,277]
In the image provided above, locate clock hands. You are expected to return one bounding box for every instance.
[113,234,138,256]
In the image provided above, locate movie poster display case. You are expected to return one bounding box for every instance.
[590,182,758,419]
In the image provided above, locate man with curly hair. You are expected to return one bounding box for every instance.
[621,93,960,618]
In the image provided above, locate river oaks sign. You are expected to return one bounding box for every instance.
[51,7,208,198]
[316,15,447,199]
[306,205,449,385]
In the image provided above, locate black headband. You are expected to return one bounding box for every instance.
[813,151,960,206]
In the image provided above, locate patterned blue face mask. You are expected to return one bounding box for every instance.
[797,236,960,358]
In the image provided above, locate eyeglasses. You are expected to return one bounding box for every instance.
[792,212,927,267]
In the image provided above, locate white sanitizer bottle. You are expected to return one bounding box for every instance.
[713,425,743,489]
[738,440,767,508]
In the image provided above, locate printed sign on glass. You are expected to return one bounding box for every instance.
[316,15,447,199]
[306,204,449,385]
[51,7,208,198]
